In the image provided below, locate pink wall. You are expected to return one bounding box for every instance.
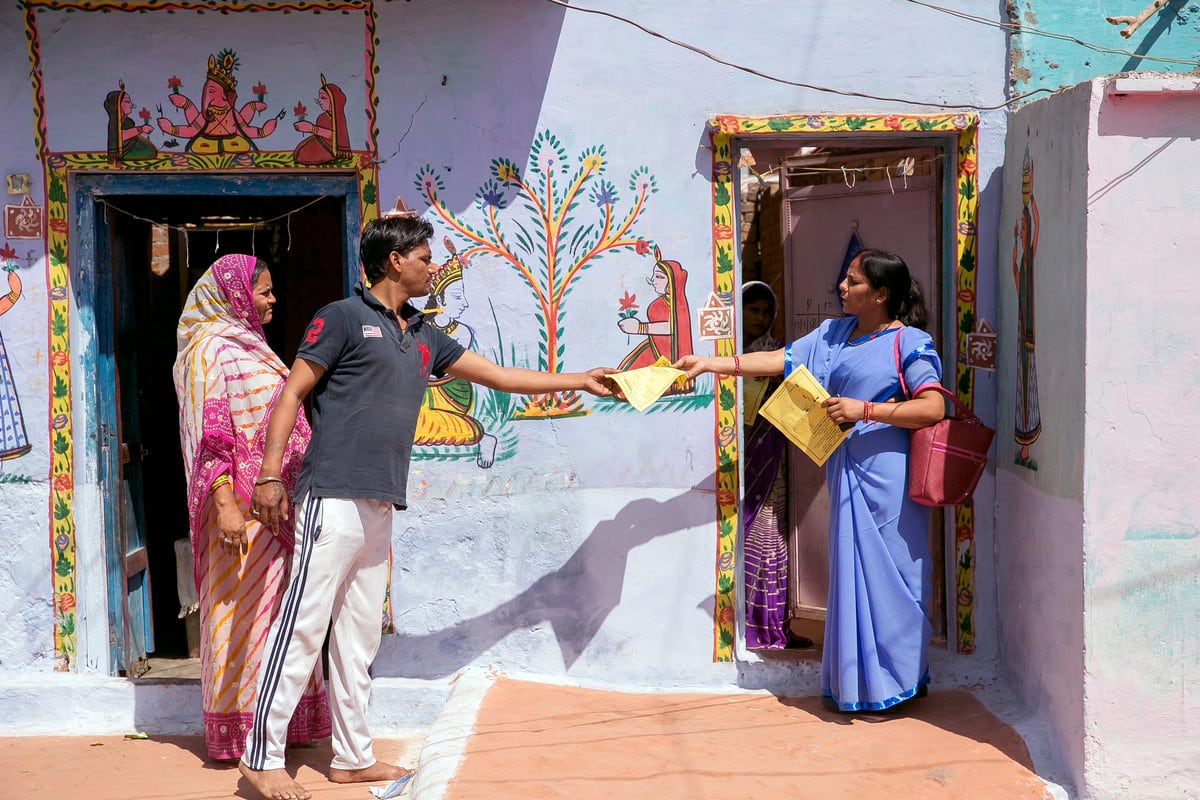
[1081,76,1200,797]
[1000,75,1200,798]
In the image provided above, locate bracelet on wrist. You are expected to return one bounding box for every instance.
[732,354,742,377]
[254,475,284,486]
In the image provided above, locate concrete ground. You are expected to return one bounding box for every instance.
[2,672,1062,800]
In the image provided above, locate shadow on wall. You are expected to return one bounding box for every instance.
[381,0,569,214]
[382,477,717,679]
[1118,0,1187,73]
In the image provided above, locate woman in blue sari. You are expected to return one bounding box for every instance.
[676,250,945,712]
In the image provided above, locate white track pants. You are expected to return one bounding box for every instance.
[242,495,392,772]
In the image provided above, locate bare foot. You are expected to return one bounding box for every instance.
[238,762,311,800]
[328,762,411,784]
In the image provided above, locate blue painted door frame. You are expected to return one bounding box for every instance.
[72,172,361,674]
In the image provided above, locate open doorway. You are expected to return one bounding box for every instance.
[735,136,950,656]
[76,175,359,677]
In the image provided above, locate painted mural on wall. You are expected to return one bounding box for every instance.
[155,49,281,154]
[416,131,663,419]
[292,75,352,166]
[1012,144,1041,471]
[3,196,44,240]
[23,0,384,671]
[413,238,507,468]
[103,80,157,163]
[0,244,32,471]
[615,245,695,395]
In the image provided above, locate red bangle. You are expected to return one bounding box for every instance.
[863,401,872,423]
[732,354,741,376]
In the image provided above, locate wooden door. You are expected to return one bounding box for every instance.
[96,209,155,675]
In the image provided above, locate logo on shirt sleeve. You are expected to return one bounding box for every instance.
[417,342,430,377]
[304,317,325,344]
[362,324,382,338]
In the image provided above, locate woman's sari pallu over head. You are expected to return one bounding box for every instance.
[173,253,331,759]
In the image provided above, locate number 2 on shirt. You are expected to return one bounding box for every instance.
[305,317,325,344]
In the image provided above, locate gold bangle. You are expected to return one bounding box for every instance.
[209,474,231,494]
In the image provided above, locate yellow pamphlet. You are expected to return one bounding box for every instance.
[743,376,771,426]
[609,356,690,412]
[758,364,848,467]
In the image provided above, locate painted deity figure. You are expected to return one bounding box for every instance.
[617,246,694,394]
[1012,146,1040,470]
[157,49,278,155]
[293,75,351,166]
[0,253,31,461]
[104,81,157,163]
[413,239,498,468]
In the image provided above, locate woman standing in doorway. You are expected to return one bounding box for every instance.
[740,281,791,649]
[676,250,945,712]
[173,254,330,760]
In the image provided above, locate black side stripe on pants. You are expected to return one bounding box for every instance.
[244,496,322,769]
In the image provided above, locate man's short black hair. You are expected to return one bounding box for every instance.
[360,216,435,283]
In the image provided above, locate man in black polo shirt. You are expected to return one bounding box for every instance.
[240,215,613,800]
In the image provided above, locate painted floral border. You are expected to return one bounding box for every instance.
[21,0,379,163]
[707,112,980,660]
[24,0,382,671]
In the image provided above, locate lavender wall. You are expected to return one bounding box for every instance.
[997,80,1090,794]
[0,0,1010,724]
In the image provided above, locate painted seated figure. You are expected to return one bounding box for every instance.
[157,49,277,155]
[616,246,695,395]
[293,75,351,166]
[104,81,157,163]
[413,238,498,467]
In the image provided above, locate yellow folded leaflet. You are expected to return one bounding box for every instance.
[757,364,848,467]
[608,356,690,412]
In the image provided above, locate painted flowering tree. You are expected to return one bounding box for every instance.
[416,131,657,418]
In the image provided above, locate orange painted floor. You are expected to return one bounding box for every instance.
[1,735,422,800]
[442,678,1054,800]
[1,678,1055,800]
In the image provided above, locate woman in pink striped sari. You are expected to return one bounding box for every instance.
[173,253,331,761]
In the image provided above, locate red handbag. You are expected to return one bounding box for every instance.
[894,333,994,507]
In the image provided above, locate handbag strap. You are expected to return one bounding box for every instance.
[892,328,981,423]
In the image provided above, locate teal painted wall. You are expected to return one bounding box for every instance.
[1011,1,1200,97]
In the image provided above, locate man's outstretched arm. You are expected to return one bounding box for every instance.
[445,350,614,397]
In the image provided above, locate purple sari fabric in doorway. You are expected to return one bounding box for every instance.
[741,281,788,649]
